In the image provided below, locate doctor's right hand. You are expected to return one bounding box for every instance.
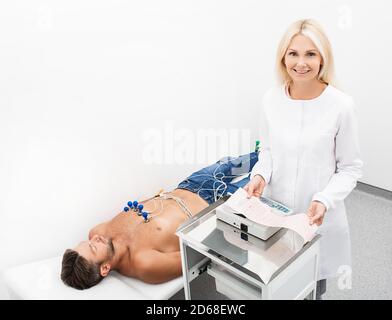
[244,175,266,199]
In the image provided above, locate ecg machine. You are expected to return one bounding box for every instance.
[216,196,293,241]
[176,196,320,300]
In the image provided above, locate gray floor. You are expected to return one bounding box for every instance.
[170,183,392,300]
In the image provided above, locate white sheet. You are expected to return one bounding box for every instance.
[2,257,183,300]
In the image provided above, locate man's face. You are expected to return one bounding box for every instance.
[74,234,115,265]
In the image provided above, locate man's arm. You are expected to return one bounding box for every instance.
[133,250,182,284]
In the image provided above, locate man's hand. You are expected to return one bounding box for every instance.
[307,201,327,226]
[244,175,266,199]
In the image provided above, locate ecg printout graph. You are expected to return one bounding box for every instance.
[224,188,318,243]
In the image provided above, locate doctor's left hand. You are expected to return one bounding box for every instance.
[307,201,327,226]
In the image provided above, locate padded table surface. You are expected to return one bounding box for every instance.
[2,257,183,300]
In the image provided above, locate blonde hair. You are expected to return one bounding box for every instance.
[276,19,336,87]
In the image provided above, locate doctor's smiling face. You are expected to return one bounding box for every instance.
[284,34,323,84]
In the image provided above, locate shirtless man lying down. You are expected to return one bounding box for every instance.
[61,152,259,289]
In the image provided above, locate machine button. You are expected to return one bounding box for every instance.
[240,223,248,232]
[240,232,248,241]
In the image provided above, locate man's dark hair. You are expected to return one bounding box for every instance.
[61,249,103,290]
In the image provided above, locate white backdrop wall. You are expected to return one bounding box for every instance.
[0,0,391,299]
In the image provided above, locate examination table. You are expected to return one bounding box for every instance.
[2,256,183,300]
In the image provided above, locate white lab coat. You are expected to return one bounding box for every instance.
[250,84,363,280]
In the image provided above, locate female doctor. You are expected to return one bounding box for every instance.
[245,19,363,299]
